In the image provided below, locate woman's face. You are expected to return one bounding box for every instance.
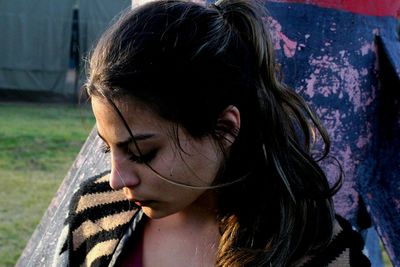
[91,97,223,219]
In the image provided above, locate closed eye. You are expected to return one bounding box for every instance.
[128,149,158,164]
[101,142,157,165]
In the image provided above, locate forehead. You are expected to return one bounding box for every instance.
[91,97,168,141]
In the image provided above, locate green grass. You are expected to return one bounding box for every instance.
[0,103,95,267]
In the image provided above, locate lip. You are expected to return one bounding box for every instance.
[122,188,156,206]
[133,200,154,207]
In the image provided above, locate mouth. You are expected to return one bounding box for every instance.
[122,188,156,207]
[132,199,155,207]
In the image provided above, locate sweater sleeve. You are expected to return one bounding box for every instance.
[53,171,138,267]
[299,215,371,267]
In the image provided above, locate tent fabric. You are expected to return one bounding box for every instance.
[0,0,131,95]
[0,0,75,94]
[379,36,400,79]
[79,0,131,60]
[372,35,400,266]
[77,0,131,90]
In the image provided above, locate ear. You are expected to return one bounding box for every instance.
[216,105,241,146]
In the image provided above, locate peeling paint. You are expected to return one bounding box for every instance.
[298,43,306,51]
[360,42,374,56]
[360,68,369,76]
[282,34,298,57]
[304,52,371,112]
[259,3,399,266]
[365,85,376,107]
[266,0,400,18]
[356,131,373,149]
[304,73,317,97]
[267,17,297,58]
[394,199,400,211]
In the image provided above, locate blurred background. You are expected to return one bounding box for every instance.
[0,1,130,266]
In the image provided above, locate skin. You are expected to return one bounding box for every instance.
[91,96,240,266]
[92,97,221,217]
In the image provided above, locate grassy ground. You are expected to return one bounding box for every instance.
[0,103,95,267]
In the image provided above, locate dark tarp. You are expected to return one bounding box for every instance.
[76,0,131,90]
[79,0,131,60]
[0,0,130,97]
[0,0,75,94]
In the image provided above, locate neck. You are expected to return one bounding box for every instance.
[154,190,218,228]
[141,192,220,267]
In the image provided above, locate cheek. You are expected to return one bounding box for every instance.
[180,143,222,186]
[146,146,179,180]
[145,138,222,188]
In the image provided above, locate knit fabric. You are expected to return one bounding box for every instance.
[299,216,371,267]
[58,171,138,267]
[57,172,370,267]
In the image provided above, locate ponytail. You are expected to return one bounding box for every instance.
[209,1,341,266]
[88,1,342,265]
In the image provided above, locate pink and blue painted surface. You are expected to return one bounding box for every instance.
[263,0,400,265]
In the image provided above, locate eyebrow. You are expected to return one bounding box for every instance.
[97,131,155,148]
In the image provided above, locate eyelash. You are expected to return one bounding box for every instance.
[129,149,157,164]
[100,144,157,164]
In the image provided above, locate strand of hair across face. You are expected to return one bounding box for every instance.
[104,96,250,190]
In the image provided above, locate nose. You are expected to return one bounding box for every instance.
[109,153,140,190]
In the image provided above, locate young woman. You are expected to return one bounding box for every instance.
[57,0,370,266]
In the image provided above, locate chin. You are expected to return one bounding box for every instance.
[141,206,172,219]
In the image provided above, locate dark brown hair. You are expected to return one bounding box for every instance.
[87,0,341,266]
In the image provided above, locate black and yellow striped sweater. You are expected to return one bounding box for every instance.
[55,171,138,266]
[55,172,370,267]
